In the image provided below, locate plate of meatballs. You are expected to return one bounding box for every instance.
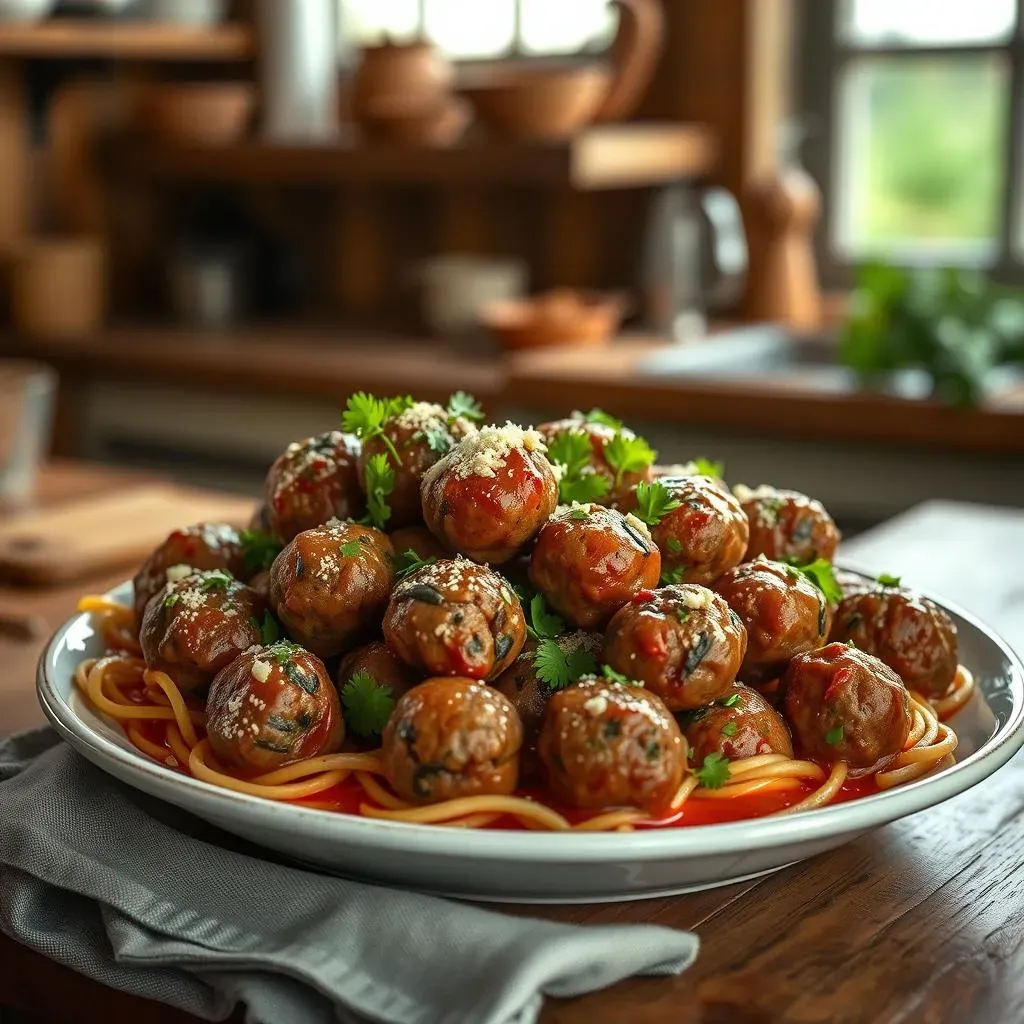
[37,394,1024,901]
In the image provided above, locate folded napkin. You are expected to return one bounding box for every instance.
[0,729,698,1024]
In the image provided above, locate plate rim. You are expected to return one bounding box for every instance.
[36,575,1024,865]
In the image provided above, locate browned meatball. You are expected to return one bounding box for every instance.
[830,584,958,698]
[336,639,421,704]
[388,525,449,562]
[139,569,264,695]
[734,485,840,564]
[421,423,559,564]
[381,677,522,803]
[647,476,749,586]
[358,402,476,529]
[264,431,364,542]
[529,504,661,630]
[783,642,911,775]
[248,502,273,534]
[537,677,686,813]
[538,416,653,507]
[492,631,602,774]
[715,557,831,683]
[683,683,794,765]
[133,523,245,625]
[383,558,526,680]
[206,642,344,773]
[603,584,746,711]
[269,520,394,659]
[651,462,728,491]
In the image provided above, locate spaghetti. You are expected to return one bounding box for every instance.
[73,598,972,833]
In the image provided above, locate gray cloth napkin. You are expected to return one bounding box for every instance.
[0,729,698,1024]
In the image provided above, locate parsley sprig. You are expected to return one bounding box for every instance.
[601,663,635,685]
[391,549,437,579]
[661,565,686,585]
[266,640,305,665]
[583,408,624,430]
[341,671,396,738]
[339,539,363,558]
[198,570,234,592]
[604,433,657,488]
[692,457,724,478]
[877,572,902,588]
[249,610,282,645]
[694,752,732,789]
[239,528,283,574]
[547,430,609,504]
[527,593,565,640]
[361,453,395,530]
[633,480,682,526]
[534,640,597,691]
[447,391,485,423]
[341,392,414,465]
[783,556,843,604]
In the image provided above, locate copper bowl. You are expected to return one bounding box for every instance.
[138,83,255,146]
[482,289,628,351]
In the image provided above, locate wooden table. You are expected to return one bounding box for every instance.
[2,467,1023,1024]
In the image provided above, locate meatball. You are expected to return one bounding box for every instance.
[538,416,652,507]
[381,677,522,803]
[683,683,793,765]
[783,641,911,775]
[715,557,831,683]
[133,523,245,625]
[388,525,449,562]
[248,502,273,534]
[651,462,728,491]
[359,401,476,529]
[420,423,559,564]
[383,558,526,680]
[603,584,746,711]
[336,639,421,704]
[734,485,840,564]
[529,504,661,629]
[830,584,958,698]
[492,631,602,773]
[269,520,394,659]
[206,642,344,773]
[537,677,686,813]
[648,475,749,586]
[263,431,364,542]
[139,569,264,695]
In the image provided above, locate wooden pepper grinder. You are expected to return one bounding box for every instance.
[741,129,823,329]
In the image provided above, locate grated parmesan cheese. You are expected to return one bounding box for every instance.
[165,563,194,583]
[583,695,609,716]
[251,659,272,683]
[623,512,653,541]
[677,586,714,611]
[428,422,547,482]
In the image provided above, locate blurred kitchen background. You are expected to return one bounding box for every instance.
[1,0,1022,541]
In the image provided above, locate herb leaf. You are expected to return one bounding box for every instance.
[266,639,305,665]
[342,671,396,738]
[419,421,454,455]
[528,593,565,640]
[339,539,363,557]
[548,429,611,505]
[447,391,485,422]
[722,721,738,737]
[695,752,732,789]
[661,565,686,586]
[239,528,283,574]
[692,457,724,478]
[604,433,657,487]
[341,392,413,465]
[720,692,740,708]
[601,663,636,685]
[362,453,395,530]
[198,570,234,592]
[634,480,682,526]
[825,724,844,747]
[533,639,597,690]
[391,548,437,579]
[583,408,624,430]
[784,556,843,605]
[877,572,902,588]
[259,611,282,645]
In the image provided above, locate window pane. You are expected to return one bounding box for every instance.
[520,0,616,55]
[842,0,1016,46]
[424,0,515,58]
[834,56,1008,256]
[342,0,420,45]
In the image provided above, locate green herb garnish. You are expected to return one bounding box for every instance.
[692,457,724,478]
[567,506,591,521]
[661,565,686,586]
[447,390,485,423]
[533,639,598,690]
[721,721,738,737]
[339,539,363,558]
[547,430,610,504]
[825,725,844,747]
[341,392,413,464]
[604,433,657,488]
[341,672,396,738]
[362,452,395,530]
[877,573,902,588]
[601,664,633,685]
[694,752,732,789]
[634,480,682,526]
[419,421,454,455]
[258,611,282,645]
[676,609,690,624]
[720,692,740,708]
[198,570,234,592]
[527,593,565,640]
[266,640,305,665]
[784,556,843,605]
[239,528,283,574]
[583,408,624,430]
[666,537,683,555]
[163,591,180,610]
[391,549,437,579]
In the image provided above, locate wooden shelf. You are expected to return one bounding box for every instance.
[0,21,254,61]
[116,123,717,190]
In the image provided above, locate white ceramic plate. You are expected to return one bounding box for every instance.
[37,579,1024,903]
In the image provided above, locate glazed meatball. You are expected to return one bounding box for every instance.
[603,584,746,711]
[263,431,364,542]
[715,557,831,683]
[381,677,522,803]
[734,485,840,564]
[269,520,394,659]
[206,642,344,773]
[783,642,911,775]
[492,631,602,772]
[830,584,958,698]
[388,525,449,562]
[420,423,559,564]
[359,401,476,529]
[133,523,245,625]
[139,569,264,695]
[537,677,686,813]
[248,502,273,534]
[538,416,653,507]
[651,462,728,491]
[647,476,749,586]
[683,683,794,766]
[530,504,660,629]
[336,639,421,704]
[383,558,526,680]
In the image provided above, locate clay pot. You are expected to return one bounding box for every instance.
[138,83,254,146]
[351,41,454,122]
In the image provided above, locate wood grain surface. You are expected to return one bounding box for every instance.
[1,470,1022,1024]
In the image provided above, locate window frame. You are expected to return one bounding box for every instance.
[798,0,1024,289]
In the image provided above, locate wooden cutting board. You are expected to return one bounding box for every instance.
[0,484,257,585]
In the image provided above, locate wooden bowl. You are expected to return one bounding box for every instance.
[138,83,255,147]
[461,64,611,142]
[482,289,627,350]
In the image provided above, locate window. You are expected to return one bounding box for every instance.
[800,0,1024,285]
[340,0,616,60]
